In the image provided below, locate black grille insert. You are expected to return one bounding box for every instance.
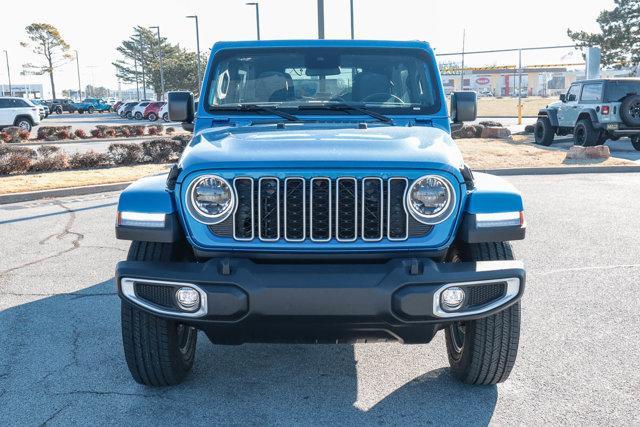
[134,283,176,309]
[466,282,507,307]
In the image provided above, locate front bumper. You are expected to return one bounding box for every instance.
[116,257,525,344]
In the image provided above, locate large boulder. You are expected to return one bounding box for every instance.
[565,145,611,160]
[451,125,480,139]
[479,120,502,127]
[480,126,511,139]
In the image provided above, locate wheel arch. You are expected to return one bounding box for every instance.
[13,114,34,125]
[537,108,559,127]
[577,109,598,124]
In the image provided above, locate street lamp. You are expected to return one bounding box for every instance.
[136,30,147,100]
[75,50,82,101]
[186,15,202,93]
[3,50,11,96]
[150,26,165,100]
[246,3,261,40]
[350,0,354,39]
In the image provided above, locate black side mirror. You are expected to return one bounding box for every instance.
[559,94,566,102]
[450,91,477,123]
[168,91,194,123]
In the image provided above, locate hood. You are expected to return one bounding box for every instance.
[178,124,464,178]
[546,101,561,109]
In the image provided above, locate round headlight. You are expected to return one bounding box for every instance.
[187,175,234,224]
[406,175,455,224]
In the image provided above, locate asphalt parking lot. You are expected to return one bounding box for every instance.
[1,173,639,425]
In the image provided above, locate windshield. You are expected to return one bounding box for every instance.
[206,47,440,115]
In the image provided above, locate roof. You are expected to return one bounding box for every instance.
[211,39,431,51]
[575,78,640,84]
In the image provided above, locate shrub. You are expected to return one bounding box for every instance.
[0,132,11,143]
[37,126,71,140]
[74,129,87,139]
[69,150,112,168]
[121,127,131,137]
[56,129,71,140]
[2,127,22,143]
[37,145,60,157]
[90,129,104,138]
[132,125,145,136]
[105,128,117,137]
[18,130,30,141]
[108,143,144,165]
[147,126,160,136]
[165,127,175,135]
[29,153,69,172]
[171,134,191,147]
[141,139,181,163]
[0,146,37,174]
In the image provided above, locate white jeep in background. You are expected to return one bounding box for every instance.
[0,97,41,131]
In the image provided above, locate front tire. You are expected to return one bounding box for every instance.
[162,113,169,122]
[631,136,640,151]
[134,112,143,120]
[14,118,32,132]
[533,116,555,146]
[148,112,158,122]
[445,242,521,385]
[121,241,197,387]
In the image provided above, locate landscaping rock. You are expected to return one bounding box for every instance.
[452,125,480,139]
[480,127,511,139]
[479,120,502,128]
[524,124,535,134]
[585,145,611,159]
[565,146,587,159]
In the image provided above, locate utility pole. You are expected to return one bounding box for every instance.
[350,0,354,39]
[137,31,147,100]
[460,29,465,91]
[186,15,202,93]
[150,26,165,100]
[317,0,325,39]
[134,57,140,101]
[3,50,11,96]
[518,48,522,124]
[75,50,82,101]
[245,3,261,40]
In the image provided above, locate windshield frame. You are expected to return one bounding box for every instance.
[203,47,443,117]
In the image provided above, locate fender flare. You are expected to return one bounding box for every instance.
[538,108,559,127]
[577,108,599,124]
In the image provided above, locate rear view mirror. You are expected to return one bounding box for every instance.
[168,91,195,124]
[450,91,477,123]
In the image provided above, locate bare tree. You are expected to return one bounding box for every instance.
[20,23,73,99]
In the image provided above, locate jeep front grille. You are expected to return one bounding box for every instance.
[209,176,432,242]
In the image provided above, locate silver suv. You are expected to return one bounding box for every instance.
[534,78,640,150]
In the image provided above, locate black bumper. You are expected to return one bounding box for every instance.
[116,257,525,344]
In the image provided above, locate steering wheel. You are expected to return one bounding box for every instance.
[360,93,405,104]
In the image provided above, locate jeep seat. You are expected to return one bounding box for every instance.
[352,72,392,102]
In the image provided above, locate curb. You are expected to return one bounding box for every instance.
[20,135,184,147]
[0,182,132,205]
[2,165,640,205]
[478,165,640,176]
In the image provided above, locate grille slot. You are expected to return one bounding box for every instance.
[210,176,431,242]
[134,283,176,309]
[466,282,507,307]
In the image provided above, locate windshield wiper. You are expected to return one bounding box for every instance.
[216,104,300,122]
[297,102,394,124]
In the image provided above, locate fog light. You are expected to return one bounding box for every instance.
[175,287,200,311]
[441,286,465,311]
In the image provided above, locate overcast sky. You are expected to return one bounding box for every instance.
[1,0,612,98]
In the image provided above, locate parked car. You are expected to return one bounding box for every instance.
[158,102,169,122]
[115,39,527,387]
[112,101,124,113]
[48,98,74,114]
[131,101,151,120]
[119,102,138,119]
[70,98,111,114]
[143,101,165,121]
[534,78,640,150]
[31,99,50,118]
[0,97,41,131]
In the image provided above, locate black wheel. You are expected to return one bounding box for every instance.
[631,136,640,151]
[162,113,169,122]
[148,113,158,122]
[55,106,63,114]
[573,119,600,147]
[533,116,555,146]
[121,241,197,387]
[620,94,640,127]
[445,242,521,385]
[88,106,95,114]
[134,112,143,120]
[126,111,133,119]
[14,118,32,132]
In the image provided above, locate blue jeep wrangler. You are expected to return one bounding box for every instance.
[115,40,526,387]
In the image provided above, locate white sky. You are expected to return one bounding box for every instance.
[0,0,612,98]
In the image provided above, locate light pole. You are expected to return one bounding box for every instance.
[245,3,261,40]
[317,0,325,39]
[134,57,140,101]
[350,0,354,39]
[186,15,202,93]
[150,26,165,100]
[3,50,11,96]
[75,50,82,101]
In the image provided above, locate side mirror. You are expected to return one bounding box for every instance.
[559,94,566,102]
[450,91,477,123]
[168,91,194,123]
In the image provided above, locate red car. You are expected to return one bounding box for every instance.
[112,101,123,113]
[143,102,166,121]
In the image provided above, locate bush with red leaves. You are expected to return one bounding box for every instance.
[74,129,87,139]
[69,150,112,168]
[29,153,69,172]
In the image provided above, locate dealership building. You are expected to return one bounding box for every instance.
[0,83,44,98]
